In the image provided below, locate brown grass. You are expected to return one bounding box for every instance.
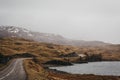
[48,71,120,80]
[1,37,120,61]
[1,38,120,80]
[0,38,77,57]
[23,59,50,80]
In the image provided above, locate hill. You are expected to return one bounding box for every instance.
[0,37,120,61]
[0,26,110,46]
[0,37,120,80]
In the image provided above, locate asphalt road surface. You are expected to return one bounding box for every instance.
[0,59,26,80]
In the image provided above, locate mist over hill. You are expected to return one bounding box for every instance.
[0,26,110,46]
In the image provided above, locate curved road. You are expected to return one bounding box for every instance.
[0,59,26,80]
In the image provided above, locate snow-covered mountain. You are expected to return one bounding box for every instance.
[0,26,110,46]
[0,26,32,37]
[0,26,69,44]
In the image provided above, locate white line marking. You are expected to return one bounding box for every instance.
[0,60,17,80]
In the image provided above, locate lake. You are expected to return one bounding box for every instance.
[49,61,120,76]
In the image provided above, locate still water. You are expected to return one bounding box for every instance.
[50,62,120,76]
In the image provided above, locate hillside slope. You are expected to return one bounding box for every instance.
[0,26,109,46]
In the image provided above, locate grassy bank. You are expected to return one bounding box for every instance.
[23,59,49,80]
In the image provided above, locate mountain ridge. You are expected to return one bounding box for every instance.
[0,26,110,46]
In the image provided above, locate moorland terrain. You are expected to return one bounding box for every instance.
[0,26,120,80]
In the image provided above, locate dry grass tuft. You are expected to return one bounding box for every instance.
[24,59,49,80]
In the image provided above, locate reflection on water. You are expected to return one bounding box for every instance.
[50,61,120,76]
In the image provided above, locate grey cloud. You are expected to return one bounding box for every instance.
[0,0,120,43]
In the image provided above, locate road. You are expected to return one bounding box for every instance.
[0,59,26,80]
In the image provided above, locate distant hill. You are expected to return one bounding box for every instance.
[0,26,110,46]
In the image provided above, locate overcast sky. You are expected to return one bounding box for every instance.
[0,0,120,44]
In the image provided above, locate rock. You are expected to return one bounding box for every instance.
[44,60,72,66]
[60,52,79,57]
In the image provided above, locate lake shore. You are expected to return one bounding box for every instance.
[42,62,120,80]
[22,57,120,80]
[23,59,119,80]
[47,67,120,80]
